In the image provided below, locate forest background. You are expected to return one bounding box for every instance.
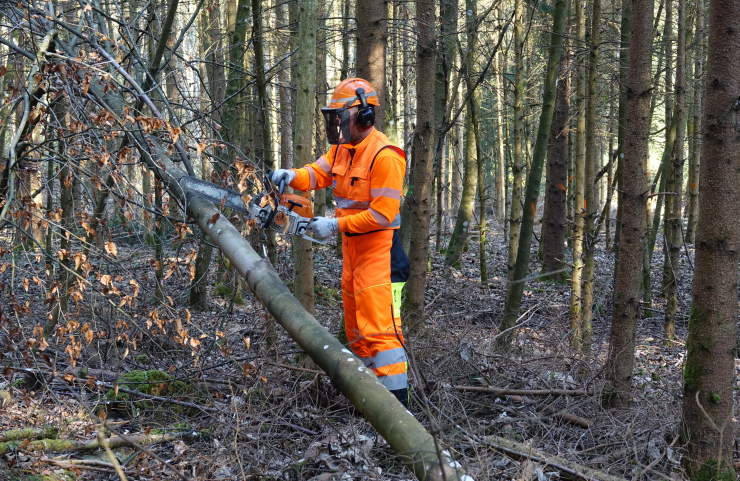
[0,0,737,479]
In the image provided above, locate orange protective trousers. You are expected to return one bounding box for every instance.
[342,229,409,390]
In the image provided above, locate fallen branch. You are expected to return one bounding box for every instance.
[506,394,593,429]
[0,431,189,455]
[474,434,627,481]
[0,426,59,443]
[454,386,593,397]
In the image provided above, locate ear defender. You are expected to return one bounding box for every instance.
[355,88,375,128]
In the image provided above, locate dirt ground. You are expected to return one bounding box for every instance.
[0,216,738,480]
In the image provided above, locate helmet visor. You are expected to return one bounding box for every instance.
[321,107,352,145]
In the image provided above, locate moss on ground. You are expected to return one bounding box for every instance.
[100,370,198,416]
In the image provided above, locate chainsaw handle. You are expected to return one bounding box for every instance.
[278,178,286,195]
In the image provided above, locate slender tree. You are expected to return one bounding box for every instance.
[506,0,525,279]
[292,0,319,314]
[603,0,654,407]
[580,0,602,351]
[685,0,703,243]
[569,0,586,346]
[402,0,437,328]
[498,0,567,347]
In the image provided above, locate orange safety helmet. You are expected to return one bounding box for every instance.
[326,78,381,109]
[322,78,379,144]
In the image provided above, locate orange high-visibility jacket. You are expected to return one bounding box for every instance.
[290,129,405,233]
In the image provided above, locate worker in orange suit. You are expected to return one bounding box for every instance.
[272,78,411,407]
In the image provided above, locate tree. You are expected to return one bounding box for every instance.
[292,0,319,314]
[498,0,567,347]
[402,0,437,329]
[662,0,686,344]
[355,0,387,130]
[580,0,602,351]
[684,0,704,244]
[506,0,525,280]
[569,0,586,346]
[540,42,570,283]
[603,0,654,407]
[680,0,739,474]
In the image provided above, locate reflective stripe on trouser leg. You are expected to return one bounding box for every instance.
[341,230,408,391]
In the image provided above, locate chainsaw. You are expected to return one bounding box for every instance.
[178,170,327,244]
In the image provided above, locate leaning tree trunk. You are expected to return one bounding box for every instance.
[292,0,318,314]
[603,0,654,408]
[680,0,739,475]
[498,0,567,349]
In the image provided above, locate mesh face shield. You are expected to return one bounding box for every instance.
[321,107,352,145]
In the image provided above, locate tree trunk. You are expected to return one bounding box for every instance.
[355,0,387,130]
[612,0,632,256]
[507,0,525,280]
[495,12,506,222]
[662,0,686,344]
[498,0,567,348]
[580,0,602,352]
[401,0,437,330]
[569,0,587,347]
[252,0,278,266]
[540,37,570,282]
[603,0,653,408]
[685,0,703,244]
[292,0,319,314]
[680,0,739,473]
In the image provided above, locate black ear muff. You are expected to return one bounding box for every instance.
[355,88,375,128]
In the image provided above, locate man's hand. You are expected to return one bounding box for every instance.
[271,169,296,187]
[307,217,339,239]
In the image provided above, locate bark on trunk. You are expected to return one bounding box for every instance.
[680,0,739,474]
[603,0,653,408]
[541,44,569,283]
[292,0,319,314]
[580,0,602,352]
[662,0,686,344]
[507,0,525,280]
[403,0,439,330]
[355,0,387,130]
[569,0,587,347]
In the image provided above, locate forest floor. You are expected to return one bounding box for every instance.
[0,216,738,481]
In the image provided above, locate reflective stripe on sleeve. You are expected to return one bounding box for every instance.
[370,187,402,200]
[369,208,391,227]
[389,213,401,228]
[336,196,371,210]
[316,156,331,174]
[306,165,317,189]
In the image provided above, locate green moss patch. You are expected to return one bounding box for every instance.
[100,370,198,416]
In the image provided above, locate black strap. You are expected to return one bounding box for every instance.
[368,145,402,176]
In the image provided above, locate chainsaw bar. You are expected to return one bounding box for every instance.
[178,176,327,245]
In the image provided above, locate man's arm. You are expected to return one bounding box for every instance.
[289,147,336,191]
[338,152,405,234]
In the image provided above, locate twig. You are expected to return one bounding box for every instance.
[453,386,593,397]
[471,434,628,481]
